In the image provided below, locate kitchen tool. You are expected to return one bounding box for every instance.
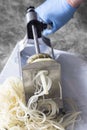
[22,7,63,112]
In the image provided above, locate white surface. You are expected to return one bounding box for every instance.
[0,43,22,83]
[0,43,87,129]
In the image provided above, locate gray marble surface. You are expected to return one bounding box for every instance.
[0,0,87,72]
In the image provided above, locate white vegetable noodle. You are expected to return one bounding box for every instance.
[0,76,80,130]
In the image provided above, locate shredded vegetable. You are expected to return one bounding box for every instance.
[0,76,80,130]
[28,70,52,109]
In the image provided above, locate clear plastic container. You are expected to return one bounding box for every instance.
[0,41,87,130]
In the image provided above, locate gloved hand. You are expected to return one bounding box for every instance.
[36,0,76,36]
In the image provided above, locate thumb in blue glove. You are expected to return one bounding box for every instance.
[36,0,76,36]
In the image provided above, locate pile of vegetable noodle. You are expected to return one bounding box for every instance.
[0,76,80,130]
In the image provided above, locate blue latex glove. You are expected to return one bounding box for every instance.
[36,0,76,36]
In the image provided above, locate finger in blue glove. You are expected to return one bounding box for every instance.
[36,0,76,36]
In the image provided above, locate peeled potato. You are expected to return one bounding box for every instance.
[27,53,52,63]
